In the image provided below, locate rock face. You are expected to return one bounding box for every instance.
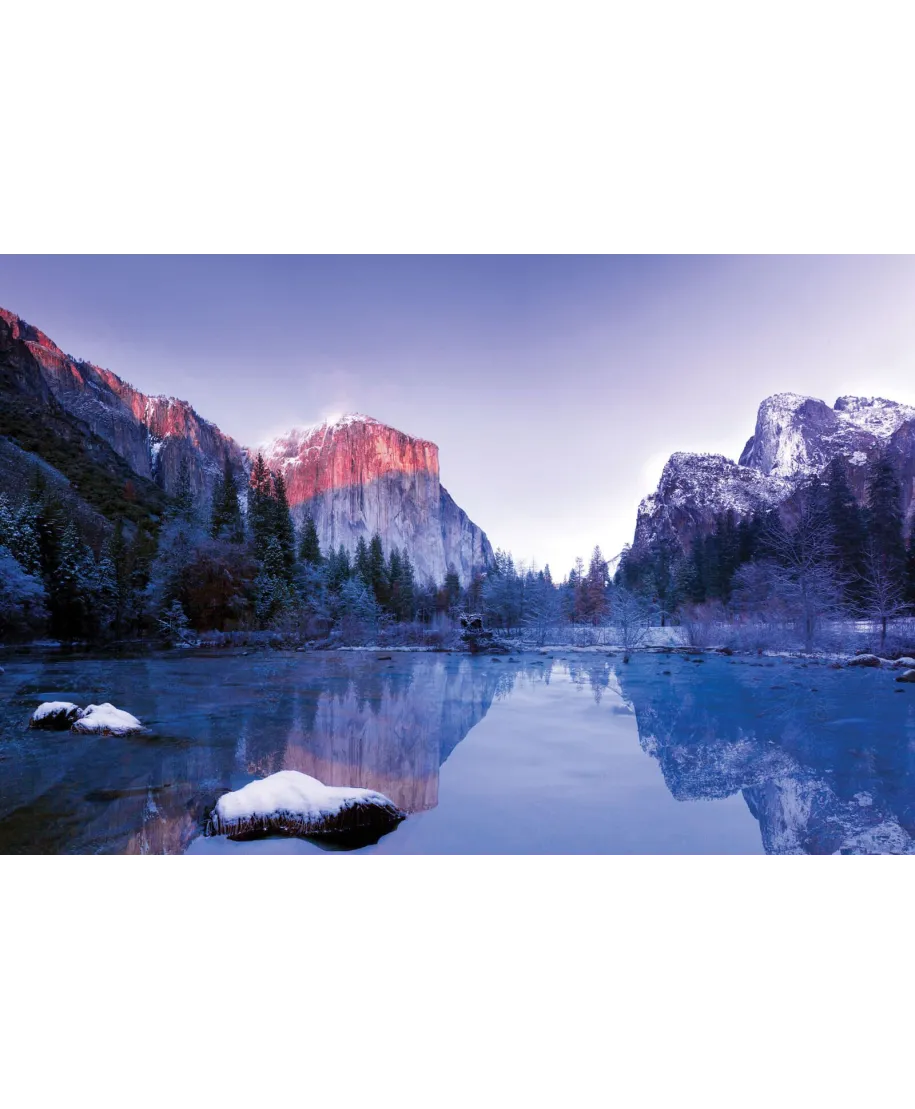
[1,306,492,583]
[261,415,493,585]
[0,307,247,504]
[633,392,915,554]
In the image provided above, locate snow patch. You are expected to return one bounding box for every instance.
[29,701,84,729]
[207,769,405,840]
[70,703,143,735]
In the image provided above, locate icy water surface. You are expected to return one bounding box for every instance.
[1,649,914,854]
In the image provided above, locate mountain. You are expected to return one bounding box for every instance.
[0,307,246,505]
[0,306,492,582]
[0,308,169,534]
[633,392,915,554]
[261,415,493,585]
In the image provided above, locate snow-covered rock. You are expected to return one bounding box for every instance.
[739,393,915,479]
[847,654,882,668]
[29,701,85,730]
[896,670,915,684]
[70,703,143,735]
[206,770,406,841]
[633,452,784,553]
[892,657,915,669]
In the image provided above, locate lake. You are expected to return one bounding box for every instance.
[1,649,913,854]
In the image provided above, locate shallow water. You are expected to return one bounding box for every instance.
[1,649,914,854]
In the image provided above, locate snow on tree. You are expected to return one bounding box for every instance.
[758,492,844,652]
[0,494,42,576]
[157,599,194,646]
[609,585,653,650]
[0,545,48,639]
[861,538,909,648]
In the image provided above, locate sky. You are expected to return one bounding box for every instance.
[2,255,915,577]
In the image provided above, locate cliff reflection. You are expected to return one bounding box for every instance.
[0,652,512,854]
[615,654,915,854]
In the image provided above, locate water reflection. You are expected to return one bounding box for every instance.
[0,652,510,854]
[3,649,915,853]
[614,653,915,853]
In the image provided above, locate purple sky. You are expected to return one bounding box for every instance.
[2,255,915,576]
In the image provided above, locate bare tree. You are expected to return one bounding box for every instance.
[760,494,844,652]
[610,585,653,651]
[861,538,908,650]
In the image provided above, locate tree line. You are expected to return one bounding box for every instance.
[0,452,472,644]
[617,454,915,648]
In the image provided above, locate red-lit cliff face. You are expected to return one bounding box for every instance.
[1,305,493,582]
[261,415,493,586]
[264,414,440,500]
[0,307,247,500]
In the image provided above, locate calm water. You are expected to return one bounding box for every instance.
[1,649,914,854]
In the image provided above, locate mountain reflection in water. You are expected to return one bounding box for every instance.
[614,653,915,854]
[1,650,913,853]
[0,652,507,854]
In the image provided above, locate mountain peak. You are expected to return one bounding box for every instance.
[634,388,915,556]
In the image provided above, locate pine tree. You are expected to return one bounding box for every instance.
[354,535,372,588]
[905,537,915,611]
[368,533,389,607]
[444,565,462,613]
[866,455,906,576]
[96,537,120,636]
[50,521,94,640]
[270,471,296,576]
[387,547,402,617]
[173,458,196,523]
[0,547,48,639]
[825,458,865,605]
[398,548,416,620]
[0,494,41,575]
[210,457,244,542]
[298,512,322,565]
[580,545,609,624]
[158,599,192,645]
[247,452,274,550]
[685,536,707,604]
[254,537,294,624]
[326,544,352,592]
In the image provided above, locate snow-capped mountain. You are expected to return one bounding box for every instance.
[0,306,492,583]
[633,392,915,553]
[261,414,493,585]
[738,392,915,478]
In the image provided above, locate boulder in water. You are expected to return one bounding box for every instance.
[206,770,406,844]
[30,702,85,730]
[895,670,915,684]
[70,703,143,736]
